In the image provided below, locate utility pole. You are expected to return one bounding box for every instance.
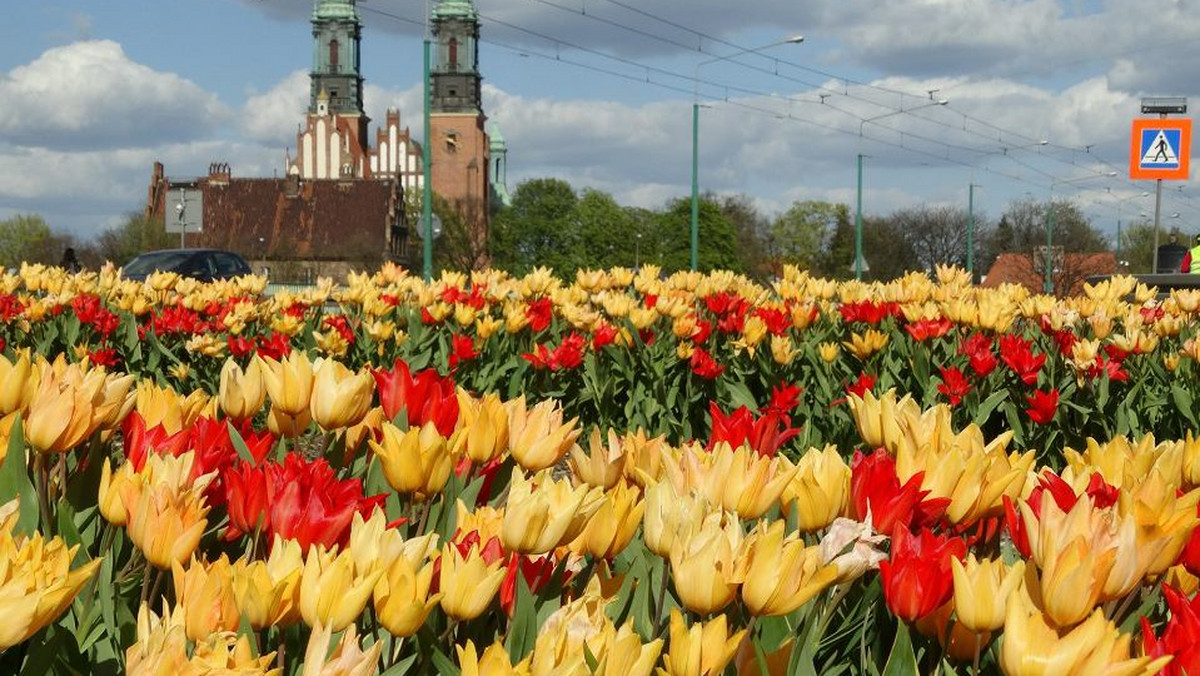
[690,102,699,271]
[967,183,979,278]
[855,153,864,280]
[422,36,433,281]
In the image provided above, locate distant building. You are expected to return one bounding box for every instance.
[982,251,1117,295]
[145,0,511,277]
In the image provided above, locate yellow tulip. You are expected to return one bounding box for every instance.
[669,512,745,615]
[501,470,603,555]
[171,555,239,641]
[190,632,279,675]
[231,537,304,629]
[642,479,706,559]
[769,334,798,365]
[842,329,888,360]
[267,404,312,438]
[125,603,191,676]
[0,351,37,417]
[218,357,266,421]
[658,608,746,676]
[0,508,103,649]
[298,545,381,632]
[530,593,610,676]
[594,622,663,676]
[846,388,914,454]
[25,362,132,453]
[438,543,506,621]
[134,380,211,433]
[950,554,1025,633]
[122,466,213,570]
[506,396,581,472]
[622,429,672,487]
[369,421,457,500]
[347,508,440,579]
[570,427,626,489]
[98,458,137,526]
[262,351,314,417]
[458,640,531,676]
[309,358,374,430]
[781,446,849,532]
[300,623,383,676]
[818,342,840,363]
[373,554,441,637]
[741,520,837,617]
[455,390,510,465]
[572,480,645,560]
[999,582,1169,675]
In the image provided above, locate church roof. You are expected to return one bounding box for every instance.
[313,0,359,21]
[190,178,399,261]
[488,123,506,149]
[432,0,478,20]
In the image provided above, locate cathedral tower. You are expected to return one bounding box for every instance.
[429,0,490,232]
[291,0,371,179]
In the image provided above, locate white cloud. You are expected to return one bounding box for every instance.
[0,40,227,150]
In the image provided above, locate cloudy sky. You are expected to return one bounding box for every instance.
[3,0,1199,246]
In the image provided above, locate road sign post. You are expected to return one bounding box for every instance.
[1130,113,1191,274]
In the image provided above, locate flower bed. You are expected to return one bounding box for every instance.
[0,262,1197,674]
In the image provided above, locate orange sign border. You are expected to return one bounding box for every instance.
[1130,117,1192,180]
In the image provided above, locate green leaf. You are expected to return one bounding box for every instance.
[972,390,1008,427]
[723,378,758,411]
[379,654,420,676]
[1171,384,1200,430]
[881,622,919,676]
[0,414,39,536]
[505,573,539,663]
[226,421,257,465]
[430,645,461,676]
[19,624,65,675]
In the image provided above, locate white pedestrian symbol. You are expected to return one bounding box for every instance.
[1142,130,1179,166]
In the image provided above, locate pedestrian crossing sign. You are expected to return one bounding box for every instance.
[1130,117,1191,180]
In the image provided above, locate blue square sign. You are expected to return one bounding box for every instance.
[1140,127,1183,170]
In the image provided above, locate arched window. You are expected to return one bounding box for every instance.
[329,39,339,69]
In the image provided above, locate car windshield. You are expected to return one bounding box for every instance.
[123,251,194,277]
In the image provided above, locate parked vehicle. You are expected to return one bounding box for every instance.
[121,249,252,282]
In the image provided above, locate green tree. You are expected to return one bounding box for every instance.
[0,213,56,268]
[96,212,173,265]
[575,189,639,270]
[653,197,740,273]
[716,193,770,279]
[769,200,850,273]
[489,178,581,276]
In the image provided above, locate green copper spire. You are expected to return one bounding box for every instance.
[313,0,359,21]
[432,0,478,20]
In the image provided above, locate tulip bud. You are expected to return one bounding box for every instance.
[262,351,314,417]
[172,555,239,641]
[669,512,745,615]
[231,537,304,629]
[951,555,1025,633]
[309,358,373,431]
[658,609,745,676]
[572,480,645,560]
[438,543,506,621]
[299,545,381,632]
[501,470,603,555]
[741,520,837,617]
[642,479,706,559]
[300,623,382,676]
[218,357,265,421]
[369,421,456,500]
[506,397,580,472]
[373,555,441,637]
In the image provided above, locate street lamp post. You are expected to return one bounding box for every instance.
[1044,171,1118,294]
[967,183,981,278]
[690,35,803,271]
[853,98,948,280]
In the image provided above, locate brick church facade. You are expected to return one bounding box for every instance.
[144,0,508,278]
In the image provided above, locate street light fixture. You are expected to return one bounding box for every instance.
[1044,171,1118,294]
[690,35,804,271]
[857,98,949,137]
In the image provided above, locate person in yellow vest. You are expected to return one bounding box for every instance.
[1184,234,1200,273]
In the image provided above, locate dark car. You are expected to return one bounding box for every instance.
[121,249,252,282]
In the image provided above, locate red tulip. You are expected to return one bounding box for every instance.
[905,317,953,342]
[525,298,553,333]
[1179,501,1200,577]
[591,323,618,350]
[372,358,459,435]
[1141,585,1200,676]
[845,373,877,400]
[1025,389,1059,425]
[850,449,949,535]
[936,366,971,406]
[689,347,724,379]
[223,462,269,541]
[264,454,386,552]
[121,412,190,471]
[449,334,479,369]
[1002,471,1118,557]
[958,333,997,377]
[999,334,1045,385]
[706,402,800,458]
[879,526,966,622]
[499,553,559,616]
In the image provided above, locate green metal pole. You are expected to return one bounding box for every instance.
[1116,219,1122,268]
[690,103,699,272]
[855,153,863,281]
[422,38,433,282]
[1044,199,1054,295]
[966,183,975,277]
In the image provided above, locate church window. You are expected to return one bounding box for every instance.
[329,39,339,69]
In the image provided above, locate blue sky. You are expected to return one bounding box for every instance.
[3,0,1199,249]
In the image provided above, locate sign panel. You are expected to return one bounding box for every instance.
[1130,118,1192,180]
[164,186,203,234]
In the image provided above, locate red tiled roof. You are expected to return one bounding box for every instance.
[183,177,402,261]
[982,252,1117,295]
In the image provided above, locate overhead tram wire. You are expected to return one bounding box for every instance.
[361,3,1126,203]
[512,0,1146,182]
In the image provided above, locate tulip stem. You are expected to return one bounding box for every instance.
[654,558,671,634]
[971,633,980,676]
[139,559,154,605]
[32,452,54,535]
